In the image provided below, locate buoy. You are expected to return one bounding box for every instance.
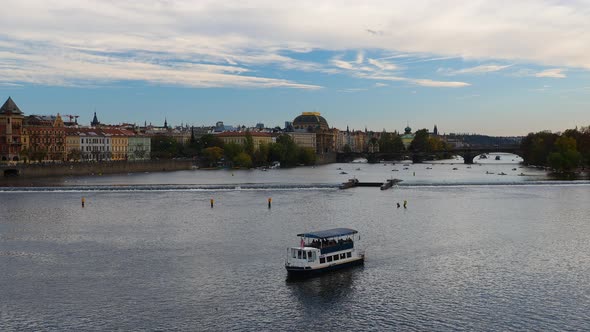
[210,199,214,208]
[268,197,272,209]
[81,197,85,208]
[403,200,407,208]
[396,202,400,208]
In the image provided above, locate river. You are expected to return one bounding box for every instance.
[2,155,590,331]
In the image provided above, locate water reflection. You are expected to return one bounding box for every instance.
[286,265,363,305]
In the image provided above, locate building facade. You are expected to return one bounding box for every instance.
[286,132,317,152]
[0,97,24,162]
[24,114,67,162]
[216,132,273,151]
[128,136,151,161]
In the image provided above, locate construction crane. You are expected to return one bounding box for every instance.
[62,114,80,124]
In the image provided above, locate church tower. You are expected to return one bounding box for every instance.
[91,112,100,127]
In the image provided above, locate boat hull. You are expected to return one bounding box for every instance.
[286,257,364,278]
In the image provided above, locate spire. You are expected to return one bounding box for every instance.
[0,96,23,115]
[433,124,438,136]
[164,118,168,129]
[91,112,100,126]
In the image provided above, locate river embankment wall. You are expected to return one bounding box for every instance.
[316,152,337,165]
[3,160,193,178]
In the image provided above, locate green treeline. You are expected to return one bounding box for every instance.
[151,133,315,168]
[520,126,590,172]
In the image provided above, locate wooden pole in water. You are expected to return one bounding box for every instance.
[81,197,85,208]
[268,197,272,209]
[210,199,214,208]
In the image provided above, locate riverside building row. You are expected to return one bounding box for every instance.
[1,96,464,163]
[0,97,150,162]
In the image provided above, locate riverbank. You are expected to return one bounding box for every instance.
[1,160,193,178]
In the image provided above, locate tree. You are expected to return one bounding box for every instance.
[379,132,405,153]
[199,134,224,150]
[409,129,430,152]
[201,146,224,167]
[224,142,244,163]
[151,136,180,159]
[233,152,253,168]
[297,147,316,165]
[67,149,82,162]
[550,136,581,172]
[275,134,298,167]
[244,131,255,157]
[253,143,270,166]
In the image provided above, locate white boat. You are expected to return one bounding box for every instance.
[285,228,364,278]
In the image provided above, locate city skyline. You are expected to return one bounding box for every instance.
[1,1,589,136]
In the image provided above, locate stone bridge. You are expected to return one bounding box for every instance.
[338,145,522,164]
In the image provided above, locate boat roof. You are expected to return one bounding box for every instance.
[297,228,358,239]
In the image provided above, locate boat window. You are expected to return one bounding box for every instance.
[302,251,307,259]
[308,252,315,262]
[320,257,325,264]
[340,253,346,259]
[327,256,333,262]
[297,250,302,259]
[292,249,297,258]
[333,255,339,261]
[347,252,352,258]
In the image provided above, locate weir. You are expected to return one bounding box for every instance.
[340,178,402,190]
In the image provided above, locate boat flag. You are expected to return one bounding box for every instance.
[300,238,305,248]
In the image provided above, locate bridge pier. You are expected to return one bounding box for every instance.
[463,152,475,164]
[412,154,423,164]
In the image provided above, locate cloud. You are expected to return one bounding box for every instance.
[374,82,388,87]
[359,74,470,88]
[339,88,368,93]
[0,1,587,89]
[356,51,364,64]
[331,59,354,70]
[411,79,470,88]
[0,44,322,89]
[368,58,398,71]
[438,64,512,75]
[535,68,566,78]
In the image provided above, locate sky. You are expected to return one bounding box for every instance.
[1,0,589,136]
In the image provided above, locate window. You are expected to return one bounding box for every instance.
[327,256,333,262]
[302,251,307,259]
[320,257,325,264]
[347,252,352,258]
[333,255,339,261]
[291,249,296,258]
[297,250,302,259]
[340,253,346,259]
[308,252,315,262]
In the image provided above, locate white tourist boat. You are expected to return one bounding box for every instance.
[285,228,365,278]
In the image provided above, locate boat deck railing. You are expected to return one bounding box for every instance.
[307,239,354,255]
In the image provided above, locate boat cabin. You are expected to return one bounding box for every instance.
[285,228,364,276]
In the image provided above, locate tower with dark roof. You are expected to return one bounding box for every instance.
[0,97,23,115]
[91,112,100,127]
[0,97,25,161]
[433,124,438,136]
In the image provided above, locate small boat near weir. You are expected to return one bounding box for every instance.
[285,228,365,278]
